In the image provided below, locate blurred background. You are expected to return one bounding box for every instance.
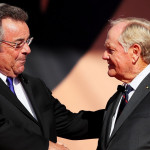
[3,0,150,149]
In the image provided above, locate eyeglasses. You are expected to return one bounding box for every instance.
[0,37,33,49]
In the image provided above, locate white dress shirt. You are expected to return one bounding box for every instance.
[0,73,37,120]
[109,64,150,137]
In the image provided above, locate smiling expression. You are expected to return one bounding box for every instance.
[102,22,134,82]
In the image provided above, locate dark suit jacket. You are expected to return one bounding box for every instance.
[0,73,104,150]
[97,73,150,150]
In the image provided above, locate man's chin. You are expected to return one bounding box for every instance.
[108,70,116,77]
[15,66,25,76]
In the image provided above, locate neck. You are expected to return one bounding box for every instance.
[120,63,148,83]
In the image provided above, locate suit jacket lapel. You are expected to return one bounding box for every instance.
[108,74,150,145]
[101,90,122,148]
[19,74,47,136]
[0,78,38,123]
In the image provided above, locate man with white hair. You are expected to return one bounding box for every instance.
[98,17,150,150]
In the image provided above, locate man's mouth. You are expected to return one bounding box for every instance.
[19,59,26,64]
[108,63,114,69]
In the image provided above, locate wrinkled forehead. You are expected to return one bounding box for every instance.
[2,18,30,41]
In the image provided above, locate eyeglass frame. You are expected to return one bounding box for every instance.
[0,37,33,49]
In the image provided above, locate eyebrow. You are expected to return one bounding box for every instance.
[104,42,110,48]
[14,35,30,42]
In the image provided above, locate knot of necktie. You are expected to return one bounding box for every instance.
[117,84,133,93]
[117,85,125,92]
[116,84,133,120]
[125,84,133,94]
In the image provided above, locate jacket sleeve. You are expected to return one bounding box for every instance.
[28,76,105,141]
[52,95,105,140]
[0,114,49,150]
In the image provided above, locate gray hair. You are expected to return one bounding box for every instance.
[0,3,28,40]
[110,17,150,64]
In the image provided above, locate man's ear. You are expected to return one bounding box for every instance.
[129,44,141,64]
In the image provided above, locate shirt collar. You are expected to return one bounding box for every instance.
[0,72,20,85]
[129,64,150,90]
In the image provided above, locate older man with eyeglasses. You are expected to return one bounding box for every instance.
[0,3,103,150]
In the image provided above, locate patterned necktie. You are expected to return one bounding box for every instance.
[6,77,16,94]
[116,84,133,119]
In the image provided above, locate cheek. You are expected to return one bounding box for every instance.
[115,59,131,76]
[109,56,124,74]
[13,62,25,75]
[1,54,15,66]
[112,55,124,67]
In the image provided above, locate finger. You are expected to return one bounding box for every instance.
[57,141,64,145]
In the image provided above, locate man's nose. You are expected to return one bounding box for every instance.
[22,43,31,55]
[102,50,109,60]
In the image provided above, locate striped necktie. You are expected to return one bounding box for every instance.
[116,84,133,119]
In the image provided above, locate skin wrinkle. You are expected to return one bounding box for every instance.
[103,21,148,83]
[0,18,31,77]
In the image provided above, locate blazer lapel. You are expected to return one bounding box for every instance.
[101,90,122,148]
[19,74,47,136]
[0,78,38,123]
[108,74,150,144]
